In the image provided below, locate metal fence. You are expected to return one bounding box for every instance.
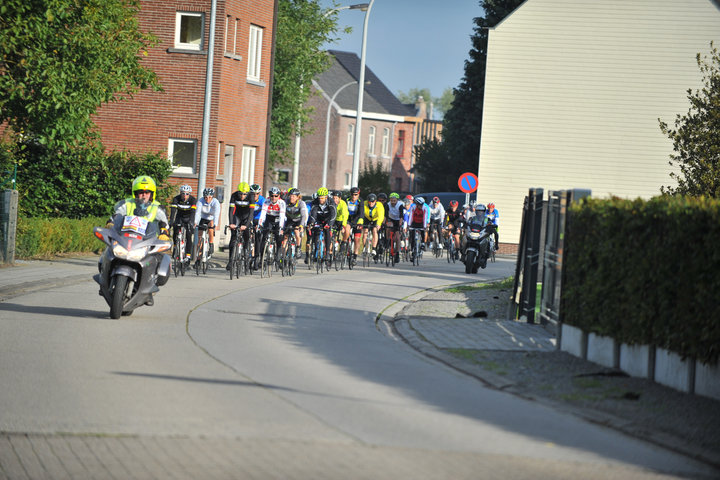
[1,189,19,264]
[510,188,591,333]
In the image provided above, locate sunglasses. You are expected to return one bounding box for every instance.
[352,193,359,196]
[270,194,279,198]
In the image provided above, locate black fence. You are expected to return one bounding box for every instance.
[509,188,591,333]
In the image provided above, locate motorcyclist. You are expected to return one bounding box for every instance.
[112,175,170,239]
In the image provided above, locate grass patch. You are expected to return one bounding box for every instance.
[444,349,509,375]
[444,276,513,294]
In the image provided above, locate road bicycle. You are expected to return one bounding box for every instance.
[399,228,410,263]
[280,227,299,277]
[382,222,398,267]
[225,225,250,279]
[430,223,443,258]
[332,225,344,271]
[260,227,279,278]
[310,224,327,274]
[445,228,457,264]
[409,227,423,266]
[362,225,375,268]
[172,223,190,277]
[194,224,210,275]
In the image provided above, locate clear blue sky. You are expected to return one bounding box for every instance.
[319,0,483,101]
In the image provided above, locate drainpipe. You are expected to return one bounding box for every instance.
[197,0,218,196]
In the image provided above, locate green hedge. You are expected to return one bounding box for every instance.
[16,216,107,258]
[561,196,720,365]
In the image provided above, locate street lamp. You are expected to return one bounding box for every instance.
[350,0,374,188]
[322,81,357,188]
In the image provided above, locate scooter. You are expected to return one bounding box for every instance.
[463,216,493,274]
[93,215,172,319]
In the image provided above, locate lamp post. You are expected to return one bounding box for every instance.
[322,80,357,188]
[350,0,374,188]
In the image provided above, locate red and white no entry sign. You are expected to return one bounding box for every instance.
[458,172,478,193]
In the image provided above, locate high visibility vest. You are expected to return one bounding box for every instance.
[125,199,160,221]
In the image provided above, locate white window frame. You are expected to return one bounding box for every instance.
[343,172,351,189]
[346,124,355,154]
[247,25,263,82]
[169,138,197,175]
[381,127,390,156]
[368,126,376,155]
[241,146,256,185]
[175,12,204,51]
[276,169,291,184]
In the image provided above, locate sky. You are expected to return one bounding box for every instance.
[319,0,484,102]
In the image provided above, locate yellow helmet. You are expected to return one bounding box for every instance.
[132,175,157,200]
[317,187,329,197]
[237,182,250,193]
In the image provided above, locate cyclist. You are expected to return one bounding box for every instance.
[385,192,405,263]
[284,188,308,259]
[257,186,286,269]
[307,187,337,264]
[345,187,363,263]
[194,187,221,257]
[444,200,463,259]
[169,184,196,263]
[428,196,445,250]
[332,190,349,250]
[250,183,265,267]
[405,196,429,259]
[226,182,255,271]
[486,202,500,250]
[359,193,385,260]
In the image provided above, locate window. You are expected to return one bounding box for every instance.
[169,139,197,174]
[276,169,290,184]
[381,127,390,156]
[368,126,376,155]
[241,146,256,184]
[344,172,351,189]
[346,124,355,153]
[224,16,241,59]
[247,25,263,82]
[175,12,203,50]
[397,130,405,157]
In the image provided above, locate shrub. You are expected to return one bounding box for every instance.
[16,216,107,258]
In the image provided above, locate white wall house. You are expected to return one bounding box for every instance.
[477,0,720,247]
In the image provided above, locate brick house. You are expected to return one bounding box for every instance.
[273,50,417,195]
[94,0,276,241]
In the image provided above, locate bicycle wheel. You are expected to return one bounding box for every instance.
[173,245,180,278]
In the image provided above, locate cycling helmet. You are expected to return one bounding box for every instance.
[367,193,377,202]
[350,187,360,195]
[179,184,192,194]
[317,187,329,197]
[432,196,440,203]
[132,176,157,200]
[237,182,250,193]
[414,196,425,206]
[203,187,214,197]
[312,192,318,200]
[476,203,487,213]
[377,193,388,201]
[331,190,342,197]
[269,186,281,196]
[405,194,413,201]
[488,202,495,209]
[389,192,400,199]
[288,188,301,196]
[449,200,459,208]
[249,183,262,194]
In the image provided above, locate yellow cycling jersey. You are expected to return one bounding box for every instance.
[363,201,385,226]
[335,199,349,226]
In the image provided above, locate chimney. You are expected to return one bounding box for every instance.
[415,96,427,119]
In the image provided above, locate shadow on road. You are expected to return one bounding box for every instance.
[0,302,106,319]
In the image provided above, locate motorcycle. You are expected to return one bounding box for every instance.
[463,216,493,274]
[93,215,172,319]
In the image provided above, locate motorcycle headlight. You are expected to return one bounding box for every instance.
[113,243,148,261]
[467,231,481,240]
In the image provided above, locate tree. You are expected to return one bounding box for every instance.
[660,42,720,197]
[440,0,524,189]
[358,159,391,194]
[396,87,454,119]
[270,0,346,167]
[435,88,455,118]
[397,88,433,106]
[0,0,161,149]
[413,139,455,191]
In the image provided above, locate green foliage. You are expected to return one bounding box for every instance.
[358,158,390,194]
[270,0,344,167]
[0,0,161,149]
[396,87,455,120]
[0,141,172,218]
[562,196,720,364]
[440,0,524,190]
[15,216,107,258]
[435,88,455,118]
[660,42,720,197]
[413,138,456,191]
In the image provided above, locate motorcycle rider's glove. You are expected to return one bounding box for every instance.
[158,234,170,241]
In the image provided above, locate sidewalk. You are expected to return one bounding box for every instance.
[0,255,98,300]
[379,284,720,472]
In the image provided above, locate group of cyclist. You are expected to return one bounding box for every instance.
[166,180,500,271]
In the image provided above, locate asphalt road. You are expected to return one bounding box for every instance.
[0,254,715,479]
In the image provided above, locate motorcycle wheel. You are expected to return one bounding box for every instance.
[465,251,476,274]
[110,275,131,319]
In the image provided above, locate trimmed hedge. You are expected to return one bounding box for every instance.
[16,216,107,258]
[561,196,720,365]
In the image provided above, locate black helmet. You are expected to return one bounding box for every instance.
[377,193,388,201]
[367,193,377,202]
[350,187,360,194]
[288,188,301,196]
